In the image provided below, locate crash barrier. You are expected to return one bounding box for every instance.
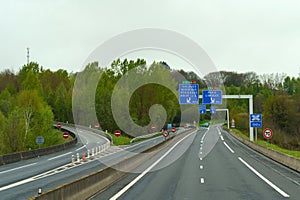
[225,128,300,173]
[58,123,113,144]
[0,127,77,166]
[30,128,196,200]
[130,127,186,143]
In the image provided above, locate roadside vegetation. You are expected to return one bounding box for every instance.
[229,128,300,159]
[0,59,299,154]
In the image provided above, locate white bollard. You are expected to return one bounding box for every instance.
[76,153,80,163]
[71,155,75,165]
[92,148,94,157]
[87,149,90,159]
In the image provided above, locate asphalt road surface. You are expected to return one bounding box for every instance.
[94,125,300,200]
[0,125,184,199]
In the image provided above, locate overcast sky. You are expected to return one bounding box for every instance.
[1,0,300,77]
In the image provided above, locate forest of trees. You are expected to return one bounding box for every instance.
[0,62,74,154]
[0,59,299,154]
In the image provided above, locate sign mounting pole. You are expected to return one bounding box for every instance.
[199,94,254,141]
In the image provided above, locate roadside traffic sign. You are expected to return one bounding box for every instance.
[36,136,44,145]
[63,132,69,139]
[167,123,172,130]
[114,130,121,137]
[162,130,169,137]
[95,123,100,128]
[171,127,176,132]
[179,84,199,104]
[250,121,262,128]
[202,90,222,104]
[210,106,216,114]
[57,123,62,129]
[199,104,206,114]
[250,114,262,128]
[151,125,156,131]
[263,128,273,139]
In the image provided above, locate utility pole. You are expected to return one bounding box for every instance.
[27,47,30,65]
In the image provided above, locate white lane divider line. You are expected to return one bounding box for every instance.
[238,157,290,198]
[201,127,210,142]
[220,135,224,141]
[48,152,72,161]
[200,178,205,184]
[109,131,197,200]
[223,142,235,153]
[0,163,37,174]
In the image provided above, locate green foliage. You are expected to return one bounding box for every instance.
[0,63,74,154]
[0,59,299,153]
[109,133,132,146]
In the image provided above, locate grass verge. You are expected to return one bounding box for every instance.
[109,133,132,146]
[227,127,300,159]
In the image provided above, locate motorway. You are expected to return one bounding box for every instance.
[0,125,183,199]
[93,125,300,200]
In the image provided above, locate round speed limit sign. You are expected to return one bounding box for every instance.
[263,128,273,139]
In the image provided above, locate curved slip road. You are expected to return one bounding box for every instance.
[0,124,109,199]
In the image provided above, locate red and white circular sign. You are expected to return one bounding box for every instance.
[151,125,156,131]
[63,132,69,139]
[95,123,100,128]
[263,128,273,139]
[171,127,176,133]
[114,130,121,137]
[162,130,169,137]
[57,123,62,129]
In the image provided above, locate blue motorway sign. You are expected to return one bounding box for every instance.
[202,90,222,104]
[210,106,216,114]
[199,104,206,114]
[36,135,44,145]
[179,84,199,104]
[167,123,172,130]
[250,114,262,122]
[250,121,262,128]
[250,114,262,128]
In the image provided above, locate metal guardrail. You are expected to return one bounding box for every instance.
[0,127,77,165]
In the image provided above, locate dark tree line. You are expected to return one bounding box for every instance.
[1,60,299,153]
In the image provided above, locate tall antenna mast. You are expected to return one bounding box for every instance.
[27,47,30,65]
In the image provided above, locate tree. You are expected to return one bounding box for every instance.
[2,108,24,153]
[54,83,68,122]
[17,90,43,149]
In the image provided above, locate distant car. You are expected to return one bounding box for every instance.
[200,122,210,127]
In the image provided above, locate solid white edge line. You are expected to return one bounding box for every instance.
[0,178,35,191]
[238,157,290,198]
[109,130,197,200]
[48,152,72,161]
[223,141,235,153]
[220,135,224,141]
[0,162,37,174]
[76,145,86,151]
